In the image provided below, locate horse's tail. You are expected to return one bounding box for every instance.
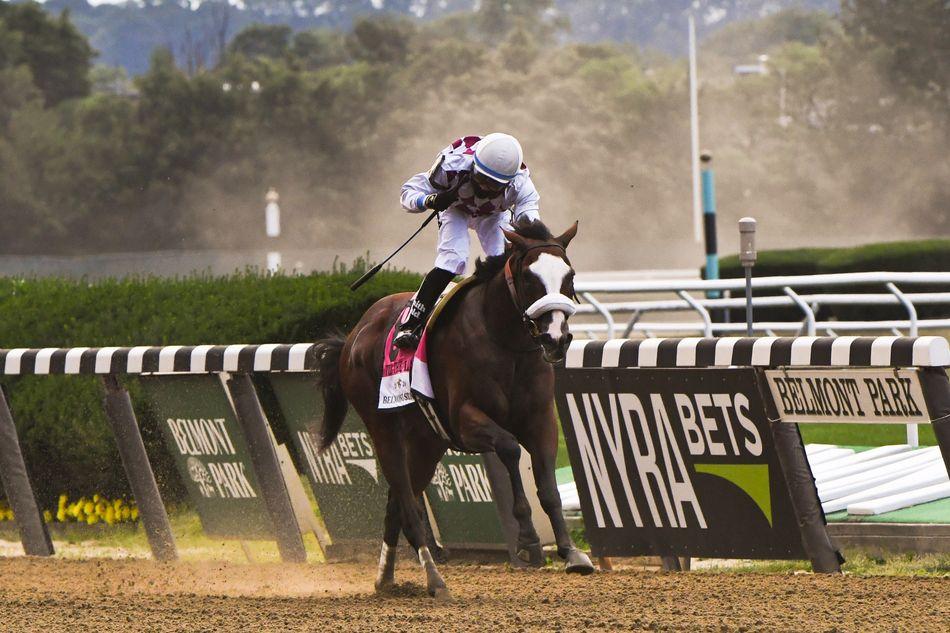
[314,335,349,453]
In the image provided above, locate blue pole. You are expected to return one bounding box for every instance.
[701,152,719,300]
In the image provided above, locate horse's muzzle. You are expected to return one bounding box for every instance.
[539,331,572,364]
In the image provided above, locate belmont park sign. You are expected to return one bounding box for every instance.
[764,368,930,424]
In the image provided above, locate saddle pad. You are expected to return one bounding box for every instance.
[377,277,476,411]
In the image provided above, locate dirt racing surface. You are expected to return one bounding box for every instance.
[0,557,947,632]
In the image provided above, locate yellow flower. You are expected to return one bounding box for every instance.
[43,510,52,523]
[56,509,66,522]
[86,514,98,525]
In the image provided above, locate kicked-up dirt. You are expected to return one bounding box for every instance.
[0,556,947,631]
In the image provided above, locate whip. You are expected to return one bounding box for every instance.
[349,208,439,291]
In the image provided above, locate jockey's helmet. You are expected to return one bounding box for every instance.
[473,133,523,184]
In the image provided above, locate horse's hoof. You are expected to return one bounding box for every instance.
[430,545,449,564]
[516,543,545,568]
[564,549,595,575]
[430,586,452,601]
[374,579,395,593]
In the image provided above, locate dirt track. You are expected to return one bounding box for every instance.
[0,557,947,632]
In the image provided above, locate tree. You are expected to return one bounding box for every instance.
[0,2,95,106]
[346,16,414,65]
[290,29,349,70]
[841,0,949,96]
[227,23,292,60]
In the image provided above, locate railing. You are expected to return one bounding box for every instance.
[571,271,950,340]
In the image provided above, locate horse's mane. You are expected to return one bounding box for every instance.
[472,219,555,283]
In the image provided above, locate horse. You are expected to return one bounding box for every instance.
[314,219,594,599]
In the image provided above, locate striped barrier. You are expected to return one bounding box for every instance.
[0,343,529,563]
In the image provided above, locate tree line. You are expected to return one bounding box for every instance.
[0,0,946,265]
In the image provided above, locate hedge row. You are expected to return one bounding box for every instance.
[0,265,420,506]
[714,239,950,278]
[707,239,950,321]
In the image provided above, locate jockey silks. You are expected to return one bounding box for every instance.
[400,136,542,275]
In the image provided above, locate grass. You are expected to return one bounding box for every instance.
[0,509,326,564]
[695,552,950,577]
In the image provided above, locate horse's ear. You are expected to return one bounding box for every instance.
[555,221,578,249]
[502,228,528,251]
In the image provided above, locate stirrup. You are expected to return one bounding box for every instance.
[393,327,421,350]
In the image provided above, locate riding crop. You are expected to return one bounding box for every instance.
[349,208,439,291]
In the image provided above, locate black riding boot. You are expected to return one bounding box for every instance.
[394,267,455,350]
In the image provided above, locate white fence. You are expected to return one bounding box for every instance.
[571,271,950,340]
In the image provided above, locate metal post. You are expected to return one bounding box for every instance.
[226,372,307,563]
[265,187,282,273]
[753,370,842,573]
[887,282,920,446]
[688,13,702,243]
[101,375,177,561]
[0,385,54,556]
[701,152,720,304]
[739,217,757,336]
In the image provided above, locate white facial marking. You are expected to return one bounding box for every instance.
[547,310,566,338]
[529,252,571,296]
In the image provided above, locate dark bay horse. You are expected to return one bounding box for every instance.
[315,220,594,598]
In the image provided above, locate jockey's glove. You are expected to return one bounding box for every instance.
[424,189,459,212]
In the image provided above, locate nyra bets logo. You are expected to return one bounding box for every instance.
[298,430,380,485]
[564,390,772,530]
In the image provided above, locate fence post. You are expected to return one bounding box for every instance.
[226,372,307,563]
[918,368,950,476]
[0,385,54,556]
[754,370,842,573]
[101,375,178,561]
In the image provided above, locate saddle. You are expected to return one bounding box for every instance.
[378,277,476,447]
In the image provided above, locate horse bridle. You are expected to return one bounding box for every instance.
[503,243,577,341]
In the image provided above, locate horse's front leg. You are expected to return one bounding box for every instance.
[523,406,595,575]
[456,402,543,566]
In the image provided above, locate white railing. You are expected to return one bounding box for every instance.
[571,271,950,340]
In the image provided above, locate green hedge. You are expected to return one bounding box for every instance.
[0,266,420,506]
[708,239,950,322]
[714,239,950,278]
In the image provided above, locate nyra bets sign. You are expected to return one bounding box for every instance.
[555,367,804,559]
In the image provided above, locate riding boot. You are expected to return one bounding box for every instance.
[394,267,455,350]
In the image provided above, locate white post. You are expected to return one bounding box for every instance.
[265,187,281,273]
[688,14,702,244]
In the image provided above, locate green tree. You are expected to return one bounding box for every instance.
[346,16,414,65]
[841,0,949,96]
[0,2,95,106]
[290,28,349,70]
[227,23,292,60]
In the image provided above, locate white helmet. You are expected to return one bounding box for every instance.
[473,133,524,184]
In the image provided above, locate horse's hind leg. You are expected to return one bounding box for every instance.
[374,421,449,599]
[375,488,401,591]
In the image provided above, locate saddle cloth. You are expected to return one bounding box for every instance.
[378,278,476,445]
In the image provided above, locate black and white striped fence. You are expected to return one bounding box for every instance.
[566,336,950,369]
[0,343,317,375]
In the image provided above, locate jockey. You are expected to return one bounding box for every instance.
[393,132,541,349]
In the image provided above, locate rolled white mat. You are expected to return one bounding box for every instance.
[847,481,950,515]
[814,446,934,484]
[818,455,943,503]
[822,463,949,514]
[809,444,910,477]
[805,444,838,456]
[807,448,855,467]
